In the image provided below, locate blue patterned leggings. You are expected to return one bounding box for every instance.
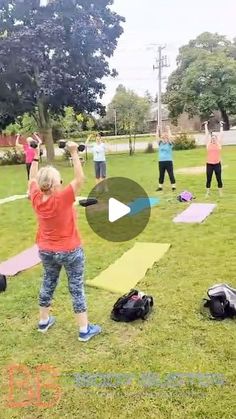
[39,247,87,313]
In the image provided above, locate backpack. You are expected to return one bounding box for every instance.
[202,284,236,320]
[0,274,7,293]
[177,191,194,202]
[111,289,154,322]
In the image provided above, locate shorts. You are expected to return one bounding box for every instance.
[94,161,106,179]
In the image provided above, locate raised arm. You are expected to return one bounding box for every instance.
[29,146,39,185]
[166,125,172,137]
[67,141,85,194]
[85,134,93,146]
[15,134,23,150]
[33,132,42,145]
[166,125,175,143]
[218,121,224,144]
[204,121,210,146]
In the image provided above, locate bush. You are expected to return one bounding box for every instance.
[173,133,196,150]
[0,149,25,165]
[144,142,155,153]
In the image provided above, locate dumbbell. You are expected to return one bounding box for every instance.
[58,140,86,152]
[0,274,7,293]
[30,140,38,149]
[79,198,98,207]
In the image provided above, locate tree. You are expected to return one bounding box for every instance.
[165,32,236,129]
[3,113,37,135]
[0,0,124,160]
[59,107,81,137]
[144,90,153,104]
[106,85,150,134]
[105,85,151,154]
[86,116,95,131]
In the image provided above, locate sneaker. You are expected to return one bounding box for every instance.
[78,324,102,342]
[172,187,176,192]
[156,187,163,192]
[38,316,56,333]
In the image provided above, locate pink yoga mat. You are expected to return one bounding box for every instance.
[173,203,216,224]
[0,245,41,276]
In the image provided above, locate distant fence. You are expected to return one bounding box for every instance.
[0,135,17,147]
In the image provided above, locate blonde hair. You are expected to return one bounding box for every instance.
[37,166,61,192]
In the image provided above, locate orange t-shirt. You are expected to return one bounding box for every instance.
[207,143,221,164]
[30,181,81,252]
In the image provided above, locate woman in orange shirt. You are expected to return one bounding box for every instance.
[204,121,224,197]
[28,142,101,342]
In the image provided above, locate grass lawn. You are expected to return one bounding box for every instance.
[0,147,236,418]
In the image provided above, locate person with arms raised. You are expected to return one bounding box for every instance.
[15,132,42,181]
[156,126,176,192]
[28,141,101,342]
[204,121,224,197]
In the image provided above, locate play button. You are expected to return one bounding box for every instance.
[108,198,131,223]
[85,177,155,242]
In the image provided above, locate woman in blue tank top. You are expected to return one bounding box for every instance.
[156,126,176,192]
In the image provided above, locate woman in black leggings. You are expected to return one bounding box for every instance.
[156,126,176,192]
[204,121,224,197]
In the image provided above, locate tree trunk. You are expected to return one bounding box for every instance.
[133,134,136,154]
[36,99,55,162]
[41,128,55,162]
[129,134,132,156]
[220,109,230,131]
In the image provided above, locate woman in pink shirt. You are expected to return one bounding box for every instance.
[204,121,224,197]
[16,133,42,180]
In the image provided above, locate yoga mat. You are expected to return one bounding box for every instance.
[0,245,41,276]
[0,195,27,205]
[128,197,160,216]
[86,242,170,294]
[173,203,216,224]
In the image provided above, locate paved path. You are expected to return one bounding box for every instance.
[1,131,235,158]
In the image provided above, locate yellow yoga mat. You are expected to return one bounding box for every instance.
[86,242,171,294]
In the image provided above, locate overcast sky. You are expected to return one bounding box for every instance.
[102,0,236,105]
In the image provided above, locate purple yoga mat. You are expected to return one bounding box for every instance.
[173,203,216,224]
[0,245,41,276]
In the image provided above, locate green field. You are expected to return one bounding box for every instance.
[0,148,236,418]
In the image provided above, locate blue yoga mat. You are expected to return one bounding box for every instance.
[128,197,160,216]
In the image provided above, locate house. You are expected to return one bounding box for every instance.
[147,103,202,133]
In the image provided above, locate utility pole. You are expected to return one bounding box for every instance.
[114,109,117,136]
[153,46,169,137]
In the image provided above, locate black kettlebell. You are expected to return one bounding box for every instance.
[0,274,7,293]
[30,140,38,149]
[58,140,85,152]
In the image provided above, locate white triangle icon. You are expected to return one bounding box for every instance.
[108,198,131,223]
